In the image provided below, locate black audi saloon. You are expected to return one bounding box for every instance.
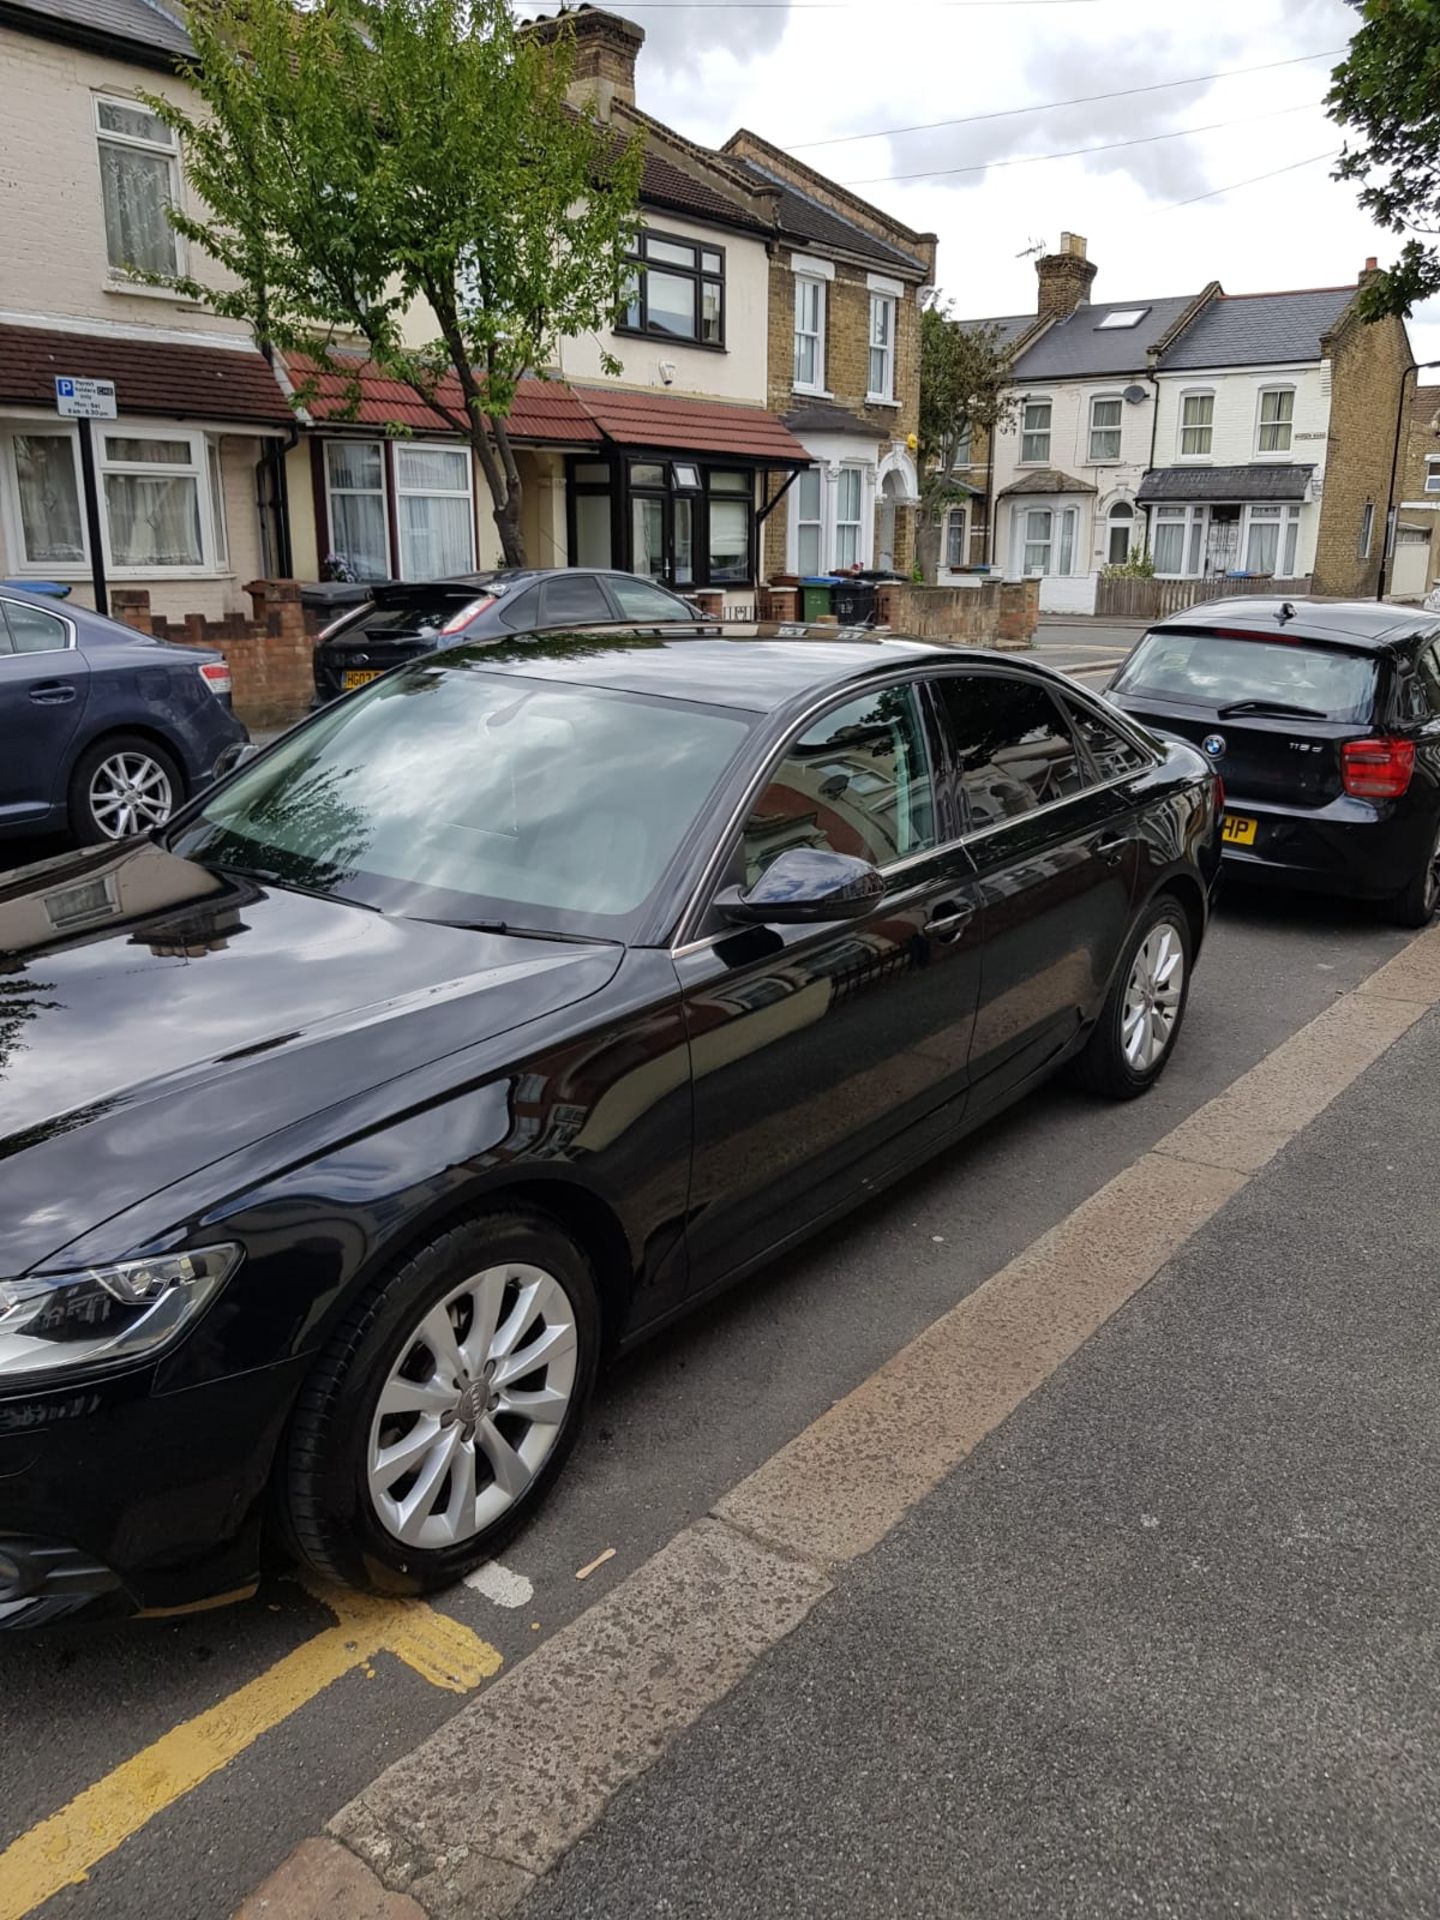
[0,627,1221,1624]
[1108,598,1440,925]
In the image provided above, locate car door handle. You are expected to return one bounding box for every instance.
[28,681,77,706]
[1092,833,1128,866]
[924,900,974,942]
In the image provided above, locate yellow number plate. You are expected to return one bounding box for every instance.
[1222,814,1258,847]
[343,669,382,690]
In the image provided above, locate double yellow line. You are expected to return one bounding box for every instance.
[0,1588,501,1920]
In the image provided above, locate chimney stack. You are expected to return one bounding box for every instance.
[1360,256,1380,283]
[527,6,644,120]
[1035,232,1098,322]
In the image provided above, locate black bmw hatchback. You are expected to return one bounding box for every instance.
[1108,598,1440,925]
[0,627,1220,1624]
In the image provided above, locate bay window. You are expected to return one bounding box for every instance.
[11,432,86,566]
[787,461,875,574]
[1179,391,1214,458]
[585,457,754,589]
[1244,504,1302,575]
[707,470,751,584]
[1151,506,1188,576]
[325,440,389,581]
[794,277,826,393]
[1020,399,1051,465]
[1017,503,1077,576]
[395,444,475,577]
[867,294,897,403]
[102,433,203,567]
[1088,396,1122,463]
[624,230,725,347]
[834,466,864,568]
[794,467,823,574]
[1256,387,1295,455]
[96,97,182,278]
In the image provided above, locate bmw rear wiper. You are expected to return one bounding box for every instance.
[1216,699,1327,720]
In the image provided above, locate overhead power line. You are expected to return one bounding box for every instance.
[1151,147,1340,214]
[838,96,1325,187]
[785,48,1346,151]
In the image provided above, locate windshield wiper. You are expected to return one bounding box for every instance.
[1216,699,1328,720]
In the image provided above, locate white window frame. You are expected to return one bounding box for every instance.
[1149,503,1207,579]
[1425,458,1440,497]
[393,442,476,578]
[834,463,866,568]
[793,275,828,396]
[97,425,216,576]
[1013,502,1077,577]
[95,93,185,281]
[1255,385,1296,457]
[866,283,899,405]
[945,503,968,571]
[1088,394,1123,465]
[1106,501,1136,567]
[1178,389,1215,460]
[1360,501,1375,559]
[325,437,391,581]
[1,425,89,575]
[1020,397,1052,466]
[790,465,824,575]
[1242,502,1303,576]
[788,460,876,573]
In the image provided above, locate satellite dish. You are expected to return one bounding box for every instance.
[1122,384,1148,405]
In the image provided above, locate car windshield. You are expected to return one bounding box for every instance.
[170,663,751,938]
[1113,630,1378,723]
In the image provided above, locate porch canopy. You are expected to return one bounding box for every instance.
[0,321,294,425]
[1139,464,1314,504]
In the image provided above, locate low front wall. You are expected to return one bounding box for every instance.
[112,581,319,729]
[874,577,1039,649]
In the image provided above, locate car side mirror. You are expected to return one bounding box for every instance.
[716,847,885,927]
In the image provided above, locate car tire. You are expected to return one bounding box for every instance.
[1071,895,1193,1101]
[282,1209,601,1595]
[1384,822,1440,929]
[69,733,185,845]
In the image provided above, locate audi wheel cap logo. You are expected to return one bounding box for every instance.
[1202,733,1227,759]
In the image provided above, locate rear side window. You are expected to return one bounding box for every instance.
[1113,629,1378,723]
[933,675,1087,830]
[0,599,68,654]
[538,574,612,626]
[499,586,541,630]
[1065,700,1150,780]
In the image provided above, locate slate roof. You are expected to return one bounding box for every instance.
[1138,464,1315,504]
[734,160,926,274]
[1010,295,1201,381]
[1159,288,1357,371]
[961,314,1036,353]
[637,144,773,237]
[784,401,887,441]
[0,322,293,424]
[1,0,193,62]
[997,468,1097,498]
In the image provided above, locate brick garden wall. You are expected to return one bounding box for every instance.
[112,581,319,729]
[759,577,1038,647]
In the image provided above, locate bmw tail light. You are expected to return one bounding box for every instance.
[440,596,496,636]
[1342,738,1415,799]
[198,661,232,700]
[1213,771,1225,817]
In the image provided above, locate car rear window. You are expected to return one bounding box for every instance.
[344,589,486,640]
[1112,629,1378,723]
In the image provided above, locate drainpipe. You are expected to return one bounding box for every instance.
[985,433,996,568]
[254,422,299,580]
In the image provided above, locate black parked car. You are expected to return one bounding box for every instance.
[311,568,700,704]
[1108,598,1440,925]
[0,585,247,845]
[0,626,1220,1624]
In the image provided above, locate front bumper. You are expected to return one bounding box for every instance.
[1220,792,1431,902]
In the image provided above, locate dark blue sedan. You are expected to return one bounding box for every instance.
[0,585,247,845]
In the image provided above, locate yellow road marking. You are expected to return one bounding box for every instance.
[0,1587,501,1920]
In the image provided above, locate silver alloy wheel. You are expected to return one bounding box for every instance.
[367,1264,579,1550]
[88,750,175,839]
[1121,922,1185,1074]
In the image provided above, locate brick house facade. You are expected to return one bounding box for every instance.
[1389,384,1440,602]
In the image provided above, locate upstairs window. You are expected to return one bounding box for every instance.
[1180,392,1214,458]
[794,277,826,392]
[624,231,724,347]
[1089,396,1122,463]
[1425,457,1440,497]
[1257,387,1295,455]
[1020,398,1051,464]
[868,294,897,402]
[96,97,182,277]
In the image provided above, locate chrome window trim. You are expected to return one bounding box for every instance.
[669,660,1158,955]
[0,597,77,655]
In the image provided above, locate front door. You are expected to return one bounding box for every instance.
[929,670,1141,1110]
[676,678,983,1293]
[0,597,90,829]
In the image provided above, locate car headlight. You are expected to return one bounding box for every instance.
[0,1246,242,1384]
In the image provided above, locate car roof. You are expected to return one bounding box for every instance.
[442,623,976,712]
[1151,596,1440,651]
[374,569,690,599]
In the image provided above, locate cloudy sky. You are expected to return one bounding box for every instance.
[520,0,1440,371]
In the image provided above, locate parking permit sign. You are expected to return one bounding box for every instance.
[55,375,117,419]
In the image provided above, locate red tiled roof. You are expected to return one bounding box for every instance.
[285,351,603,443]
[576,385,809,464]
[0,322,293,424]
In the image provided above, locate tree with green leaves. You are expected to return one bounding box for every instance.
[145,0,644,566]
[915,303,1017,583]
[1330,0,1440,320]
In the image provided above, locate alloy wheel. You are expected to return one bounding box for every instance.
[1121,922,1185,1074]
[88,750,176,839]
[367,1264,579,1549]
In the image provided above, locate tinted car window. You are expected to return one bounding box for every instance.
[0,599,68,654]
[1065,700,1150,780]
[741,683,936,886]
[608,577,692,621]
[1112,629,1378,723]
[539,575,612,626]
[1417,640,1440,715]
[344,590,481,641]
[934,675,1087,830]
[173,667,750,935]
[499,586,541,630]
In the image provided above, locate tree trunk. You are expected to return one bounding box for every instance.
[492,486,526,568]
[916,518,942,587]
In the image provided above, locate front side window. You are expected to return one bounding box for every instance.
[538,575,611,625]
[741,682,935,886]
[100,432,203,568]
[1065,700,1149,780]
[10,433,86,566]
[326,440,389,581]
[1089,397,1122,463]
[933,674,1087,830]
[793,466,823,575]
[868,295,897,401]
[1257,387,1295,455]
[96,97,181,277]
[608,576,692,621]
[834,467,864,569]
[794,278,826,391]
[1021,399,1051,464]
[946,505,968,570]
[624,231,724,347]
[395,445,474,578]
[1180,392,1214,458]
[174,668,751,934]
